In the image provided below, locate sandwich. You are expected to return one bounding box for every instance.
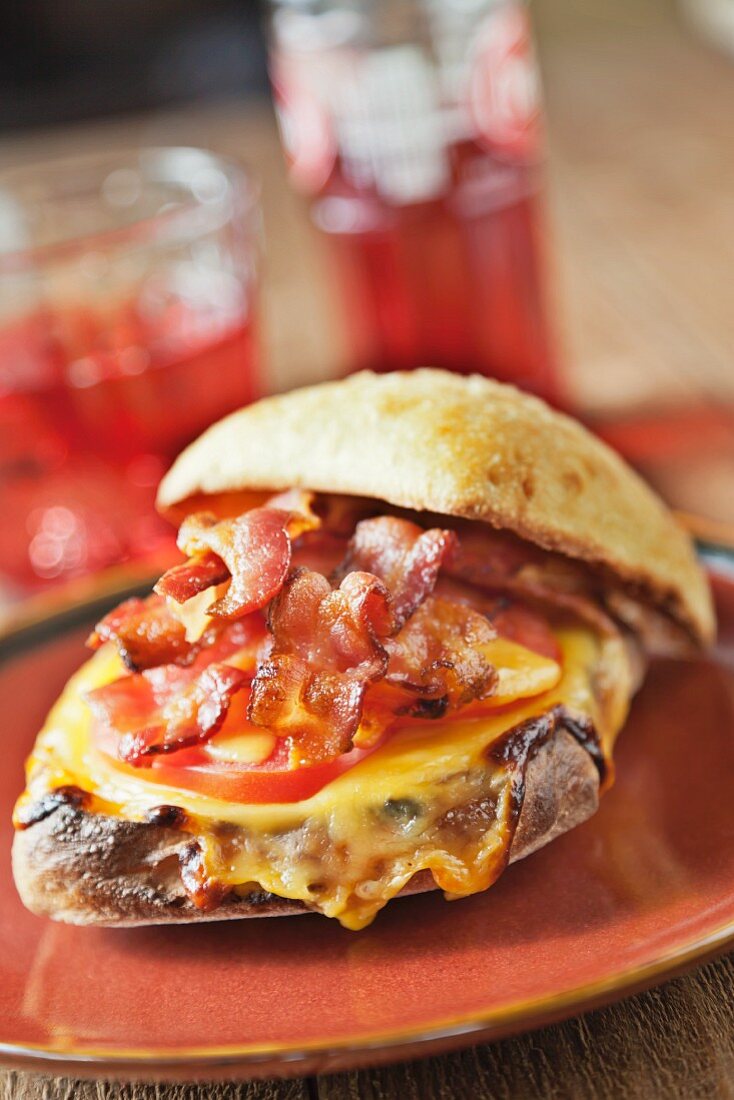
[12,370,714,930]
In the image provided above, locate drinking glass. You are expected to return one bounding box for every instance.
[0,147,260,592]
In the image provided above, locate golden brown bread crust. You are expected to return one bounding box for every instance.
[156,370,714,647]
[12,731,598,926]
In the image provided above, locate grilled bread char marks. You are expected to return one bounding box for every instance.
[157,370,713,647]
[12,725,599,928]
[13,616,626,929]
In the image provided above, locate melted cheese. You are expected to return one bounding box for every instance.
[205,731,276,765]
[17,627,632,929]
[482,638,562,706]
[166,585,228,642]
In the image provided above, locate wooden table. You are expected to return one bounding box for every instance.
[3,0,734,1095]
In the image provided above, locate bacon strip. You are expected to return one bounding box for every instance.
[88,592,268,671]
[156,502,321,620]
[156,509,289,619]
[385,596,498,711]
[152,552,229,606]
[446,528,618,635]
[248,568,392,763]
[87,662,248,767]
[353,597,500,742]
[446,527,546,587]
[336,516,458,630]
[248,519,473,760]
[87,595,191,672]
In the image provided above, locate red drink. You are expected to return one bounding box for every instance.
[0,307,257,589]
[313,151,551,396]
[0,149,260,591]
[1,304,257,464]
[271,0,558,401]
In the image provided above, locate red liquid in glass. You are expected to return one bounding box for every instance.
[0,305,257,587]
[313,146,557,403]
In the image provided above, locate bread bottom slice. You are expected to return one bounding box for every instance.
[12,730,599,926]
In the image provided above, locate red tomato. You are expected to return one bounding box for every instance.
[92,713,374,804]
[91,593,559,806]
[149,742,372,803]
[492,602,561,661]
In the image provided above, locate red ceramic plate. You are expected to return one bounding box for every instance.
[1,551,734,1081]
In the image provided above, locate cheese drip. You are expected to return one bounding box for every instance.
[16,627,631,929]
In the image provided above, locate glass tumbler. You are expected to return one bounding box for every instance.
[0,147,260,592]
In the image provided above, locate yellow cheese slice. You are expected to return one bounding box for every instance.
[165,584,228,643]
[483,637,561,705]
[17,626,630,929]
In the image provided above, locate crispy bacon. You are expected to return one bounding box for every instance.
[156,509,289,619]
[248,568,392,763]
[90,506,596,769]
[385,596,498,710]
[156,501,321,620]
[87,662,248,767]
[87,595,191,672]
[248,519,490,761]
[352,597,499,741]
[336,516,458,630]
[152,552,229,606]
[446,527,546,587]
[88,592,268,671]
[446,528,619,635]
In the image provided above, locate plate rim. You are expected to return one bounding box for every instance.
[1,916,734,1077]
[1,538,733,1078]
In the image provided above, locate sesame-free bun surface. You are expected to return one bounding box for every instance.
[157,369,713,645]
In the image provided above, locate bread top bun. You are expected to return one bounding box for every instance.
[157,369,714,646]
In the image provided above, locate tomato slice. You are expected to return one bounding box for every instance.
[92,707,375,804]
[90,596,560,805]
[149,742,373,803]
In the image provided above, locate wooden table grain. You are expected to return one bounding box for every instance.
[3,0,734,1096]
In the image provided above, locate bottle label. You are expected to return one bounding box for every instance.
[271,59,337,194]
[468,4,541,160]
[335,46,450,205]
[271,2,543,201]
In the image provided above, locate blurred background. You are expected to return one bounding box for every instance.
[0,1,269,132]
[1,0,733,605]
